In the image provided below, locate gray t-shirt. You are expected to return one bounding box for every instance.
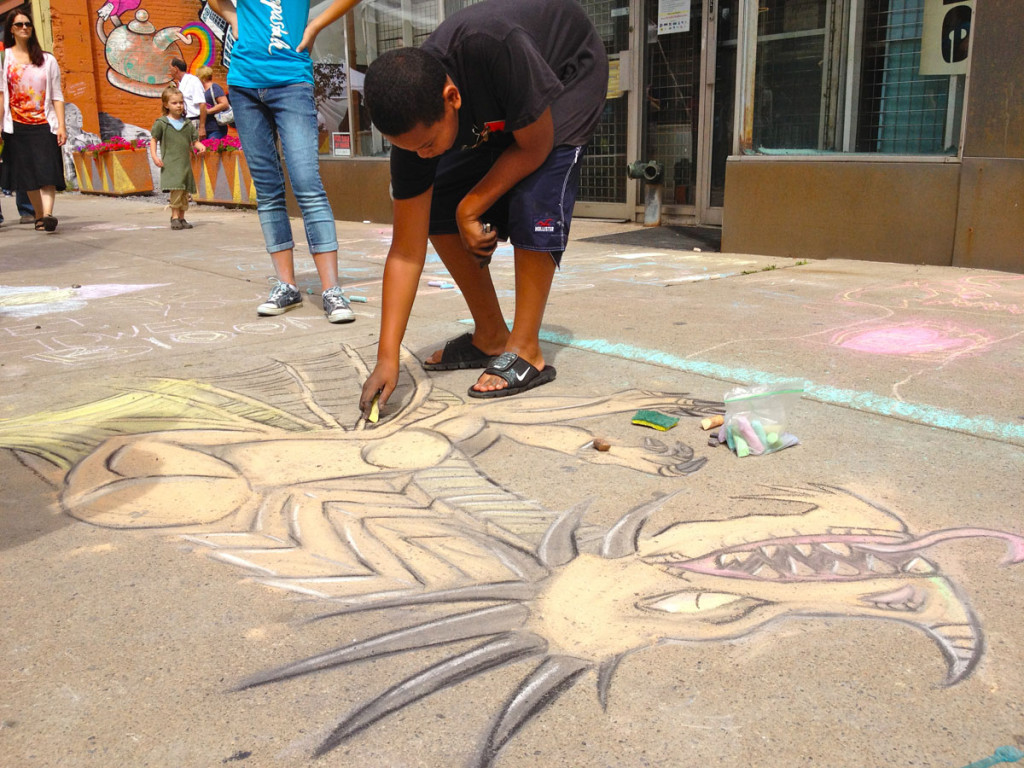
[390,0,608,200]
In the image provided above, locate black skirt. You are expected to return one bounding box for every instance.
[0,121,67,192]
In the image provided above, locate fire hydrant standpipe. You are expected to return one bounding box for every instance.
[626,161,665,227]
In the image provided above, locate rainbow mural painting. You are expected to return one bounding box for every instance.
[179,22,216,72]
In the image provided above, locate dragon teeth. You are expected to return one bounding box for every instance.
[788,556,817,577]
[902,557,936,574]
[831,559,860,577]
[865,555,898,575]
[821,542,853,557]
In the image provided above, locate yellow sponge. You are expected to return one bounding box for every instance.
[631,409,678,431]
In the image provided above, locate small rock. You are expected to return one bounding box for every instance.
[592,438,611,452]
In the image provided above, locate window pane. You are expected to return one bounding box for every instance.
[747,0,965,156]
[856,0,959,154]
[752,0,829,150]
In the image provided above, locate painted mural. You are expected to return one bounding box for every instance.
[96,1,217,96]
[2,347,1022,765]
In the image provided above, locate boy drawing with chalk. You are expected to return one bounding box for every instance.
[359,0,607,415]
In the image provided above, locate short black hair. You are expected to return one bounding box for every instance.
[170,58,188,72]
[364,47,447,137]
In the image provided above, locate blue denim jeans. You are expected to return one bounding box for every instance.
[230,83,337,255]
[0,188,33,222]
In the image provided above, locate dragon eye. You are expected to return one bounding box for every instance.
[642,591,767,623]
[647,591,742,613]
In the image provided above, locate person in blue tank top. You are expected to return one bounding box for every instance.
[208,0,359,324]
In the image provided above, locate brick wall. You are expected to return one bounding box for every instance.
[50,0,230,139]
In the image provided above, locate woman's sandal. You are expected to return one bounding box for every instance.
[42,215,58,232]
[34,219,46,231]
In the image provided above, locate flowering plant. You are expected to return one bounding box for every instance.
[79,136,149,155]
[199,136,242,154]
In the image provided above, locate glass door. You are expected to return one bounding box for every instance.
[706,0,738,221]
[641,0,737,225]
[576,0,639,220]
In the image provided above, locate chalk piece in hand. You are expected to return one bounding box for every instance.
[593,438,611,452]
[368,394,380,423]
[701,415,725,431]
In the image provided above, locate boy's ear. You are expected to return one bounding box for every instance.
[442,79,462,111]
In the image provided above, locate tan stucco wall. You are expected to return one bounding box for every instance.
[722,160,961,266]
[286,159,393,224]
[952,158,1024,272]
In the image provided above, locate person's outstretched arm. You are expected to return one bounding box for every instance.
[298,0,363,52]
[359,189,433,416]
[455,107,555,256]
[206,0,237,37]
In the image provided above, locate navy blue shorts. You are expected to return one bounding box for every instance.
[428,144,586,266]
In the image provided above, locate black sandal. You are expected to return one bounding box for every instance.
[41,215,58,232]
[467,352,557,399]
[422,332,494,371]
[34,218,46,231]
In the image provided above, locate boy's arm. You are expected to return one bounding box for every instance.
[298,0,362,52]
[455,107,555,256]
[358,189,432,415]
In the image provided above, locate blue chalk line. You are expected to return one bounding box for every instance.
[536,331,1024,446]
[960,746,1024,768]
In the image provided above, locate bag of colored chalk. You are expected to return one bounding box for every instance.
[720,382,804,457]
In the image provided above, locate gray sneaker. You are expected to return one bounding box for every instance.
[322,286,355,323]
[258,281,302,315]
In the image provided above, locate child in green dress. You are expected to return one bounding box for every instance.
[149,86,206,229]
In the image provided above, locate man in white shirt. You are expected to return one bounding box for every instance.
[169,58,208,138]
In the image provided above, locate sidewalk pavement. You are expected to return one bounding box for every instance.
[2,193,1022,768]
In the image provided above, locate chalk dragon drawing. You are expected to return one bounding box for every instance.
[2,346,1022,766]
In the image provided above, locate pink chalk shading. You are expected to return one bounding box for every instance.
[832,323,987,356]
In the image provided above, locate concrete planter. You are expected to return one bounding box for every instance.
[73,149,154,196]
[191,151,256,207]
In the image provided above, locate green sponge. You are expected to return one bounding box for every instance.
[631,409,679,431]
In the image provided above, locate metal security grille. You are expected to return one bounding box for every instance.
[579,0,629,204]
[856,0,955,153]
[372,0,440,53]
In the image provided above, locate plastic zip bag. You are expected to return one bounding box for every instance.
[719,382,804,457]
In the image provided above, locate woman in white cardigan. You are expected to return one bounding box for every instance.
[0,7,66,232]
